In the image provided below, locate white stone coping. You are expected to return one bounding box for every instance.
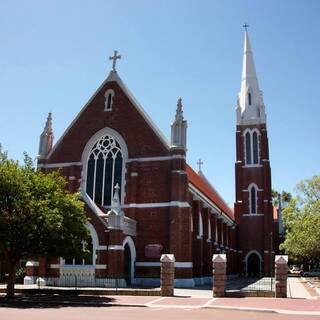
[26,261,39,267]
[160,254,175,263]
[275,255,288,264]
[212,254,227,263]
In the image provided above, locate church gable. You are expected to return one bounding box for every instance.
[47,71,170,164]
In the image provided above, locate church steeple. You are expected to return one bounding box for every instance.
[237,30,266,125]
[38,112,54,159]
[171,97,187,150]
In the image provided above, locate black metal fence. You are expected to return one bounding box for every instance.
[43,275,128,289]
[226,276,275,293]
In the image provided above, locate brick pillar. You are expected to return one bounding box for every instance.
[275,255,288,298]
[24,261,39,285]
[212,254,226,297]
[160,254,175,296]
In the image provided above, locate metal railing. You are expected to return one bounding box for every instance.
[226,276,275,292]
[43,275,127,290]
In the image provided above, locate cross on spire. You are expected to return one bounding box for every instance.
[243,23,249,32]
[109,50,121,71]
[197,159,204,172]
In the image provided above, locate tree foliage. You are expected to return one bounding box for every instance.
[272,189,292,207]
[280,175,320,267]
[0,146,89,297]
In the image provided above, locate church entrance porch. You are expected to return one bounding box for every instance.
[245,251,262,277]
[247,252,261,277]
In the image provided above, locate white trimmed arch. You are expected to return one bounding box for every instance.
[248,183,258,214]
[81,127,128,205]
[245,250,263,276]
[85,222,99,265]
[104,89,115,111]
[243,128,261,165]
[197,211,203,239]
[123,236,136,282]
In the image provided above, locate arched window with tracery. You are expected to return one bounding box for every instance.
[86,134,123,206]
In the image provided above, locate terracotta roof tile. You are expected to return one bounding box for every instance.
[186,164,234,220]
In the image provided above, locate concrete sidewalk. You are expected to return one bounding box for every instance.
[1,293,320,316]
[287,277,313,299]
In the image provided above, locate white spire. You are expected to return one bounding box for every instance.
[38,112,54,159]
[171,97,187,150]
[237,30,266,125]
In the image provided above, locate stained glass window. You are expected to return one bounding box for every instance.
[86,135,123,206]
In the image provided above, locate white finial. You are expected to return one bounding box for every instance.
[38,112,54,159]
[175,97,183,120]
[45,112,53,133]
[109,50,121,71]
[111,183,121,213]
[171,97,187,150]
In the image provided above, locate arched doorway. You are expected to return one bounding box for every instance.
[122,236,136,286]
[124,244,131,285]
[246,252,261,277]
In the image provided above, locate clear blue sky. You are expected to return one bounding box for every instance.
[1,0,319,206]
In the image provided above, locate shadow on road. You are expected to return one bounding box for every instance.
[0,294,117,309]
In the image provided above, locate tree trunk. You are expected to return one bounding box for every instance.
[6,261,17,298]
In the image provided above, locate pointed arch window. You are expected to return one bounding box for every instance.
[104,89,115,111]
[197,212,203,239]
[64,237,93,265]
[249,184,258,214]
[244,130,260,165]
[207,217,211,241]
[252,131,259,164]
[86,134,123,206]
[245,131,252,164]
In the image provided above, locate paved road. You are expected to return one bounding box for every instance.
[0,306,318,320]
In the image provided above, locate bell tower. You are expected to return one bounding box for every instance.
[234,29,274,276]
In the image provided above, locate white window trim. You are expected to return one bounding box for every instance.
[248,183,258,215]
[81,127,128,206]
[207,216,211,241]
[197,211,203,239]
[61,222,99,267]
[245,250,263,276]
[243,128,260,166]
[104,89,115,111]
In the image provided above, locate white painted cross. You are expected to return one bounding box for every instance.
[109,50,121,71]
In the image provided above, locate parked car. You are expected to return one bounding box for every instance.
[289,266,303,276]
[302,269,320,277]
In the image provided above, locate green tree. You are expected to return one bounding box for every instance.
[280,175,320,268]
[0,147,90,298]
[272,189,292,207]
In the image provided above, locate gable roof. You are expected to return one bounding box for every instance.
[47,70,170,159]
[186,164,234,220]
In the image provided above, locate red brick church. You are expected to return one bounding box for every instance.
[24,30,279,287]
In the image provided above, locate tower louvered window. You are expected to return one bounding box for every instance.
[245,131,251,164]
[244,130,259,165]
[252,131,259,164]
[86,135,123,206]
[250,185,257,214]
